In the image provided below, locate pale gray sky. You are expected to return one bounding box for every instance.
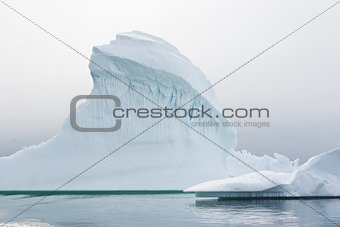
[0,0,339,162]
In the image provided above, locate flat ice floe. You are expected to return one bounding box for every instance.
[185,148,340,197]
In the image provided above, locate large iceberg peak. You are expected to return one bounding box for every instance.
[90,31,219,108]
[0,31,237,190]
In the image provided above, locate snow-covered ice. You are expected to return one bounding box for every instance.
[185,148,340,196]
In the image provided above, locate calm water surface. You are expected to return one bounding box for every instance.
[0,193,340,226]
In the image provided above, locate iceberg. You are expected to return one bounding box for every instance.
[0,31,299,190]
[185,148,340,197]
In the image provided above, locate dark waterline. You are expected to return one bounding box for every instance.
[0,190,187,197]
[1,191,340,200]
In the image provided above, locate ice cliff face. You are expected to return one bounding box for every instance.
[85,31,234,146]
[0,31,297,190]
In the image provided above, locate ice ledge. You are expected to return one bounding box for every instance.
[185,148,340,197]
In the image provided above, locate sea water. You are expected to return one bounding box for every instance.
[0,192,340,226]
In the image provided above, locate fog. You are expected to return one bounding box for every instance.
[1,0,339,162]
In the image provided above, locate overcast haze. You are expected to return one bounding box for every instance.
[1,0,339,162]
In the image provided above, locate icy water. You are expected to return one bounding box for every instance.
[0,192,340,226]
